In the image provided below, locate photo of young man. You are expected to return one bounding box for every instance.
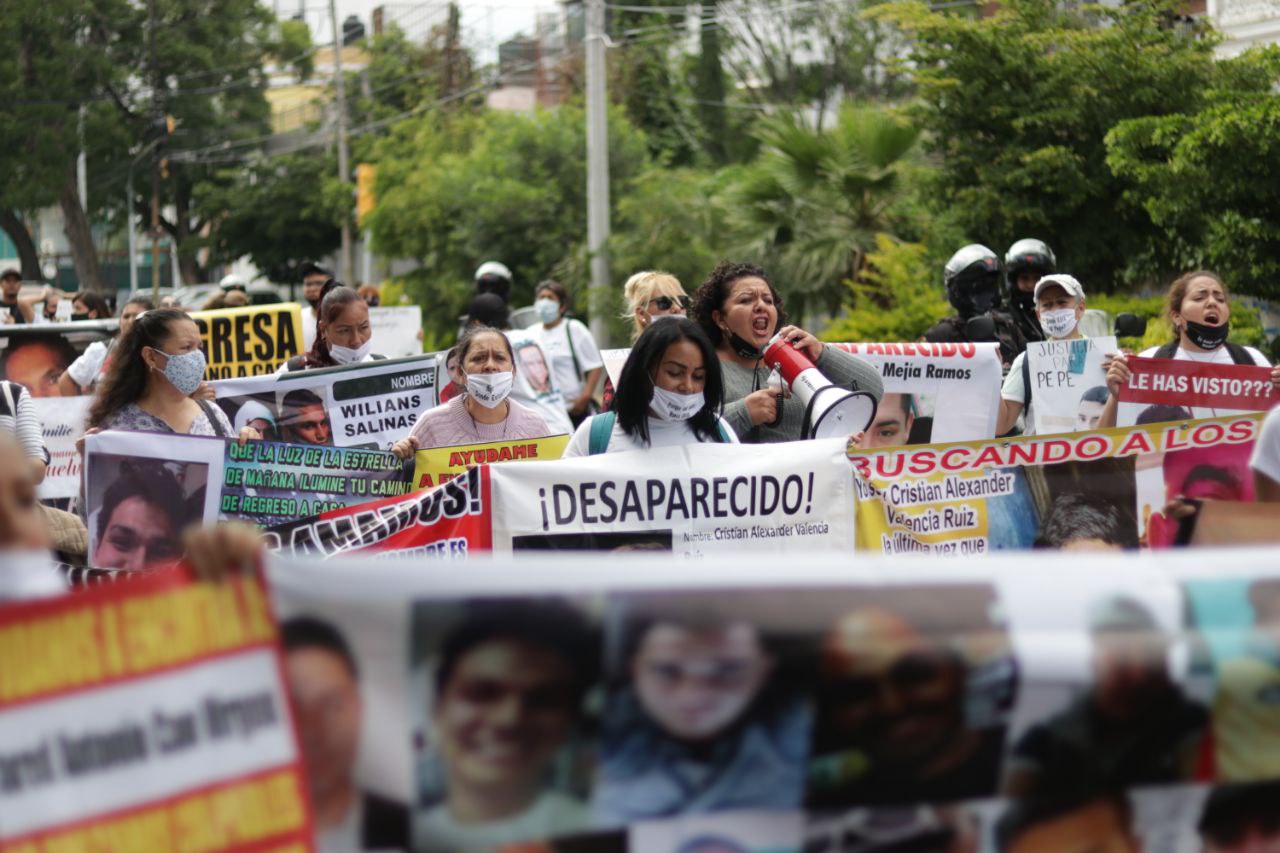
[279,389,333,446]
[857,393,916,449]
[89,459,206,571]
[281,616,408,851]
[808,585,1015,807]
[411,598,598,851]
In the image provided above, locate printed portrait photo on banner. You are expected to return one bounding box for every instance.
[84,455,208,571]
[0,332,77,398]
[215,392,282,443]
[1184,576,1280,784]
[807,583,1016,808]
[514,339,553,396]
[1143,442,1256,548]
[409,596,601,851]
[279,388,335,447]
[1002,588,1208,799]
[281,615,409,851]
[594,589,817,825]
[804,802,985,853]
[1029,456,1138,551]
[512,530,674,553]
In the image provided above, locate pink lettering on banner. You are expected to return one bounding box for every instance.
[1121,356,1276,411]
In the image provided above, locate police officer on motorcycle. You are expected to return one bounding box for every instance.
[924,244,1026,366]
[1004,238,1056,346]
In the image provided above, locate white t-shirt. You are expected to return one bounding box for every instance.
[527,319,603,403]
[415,791,587,852]
[301,304,318,351]
[1001,350,1036,435]
[563,414,739,457]
[1250,404,1280,486]
[66,340,111,389]
[505,331,573,435]
[1139,343,1270,367]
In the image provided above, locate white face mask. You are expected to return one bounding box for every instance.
[466,371,513,408]
[650,385,705,422]
[1040,307,1079,339]
[329,337,373,365]
[535,298,560,324]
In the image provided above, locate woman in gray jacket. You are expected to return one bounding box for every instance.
[691,261,882,443]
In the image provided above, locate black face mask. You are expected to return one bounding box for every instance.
[71,312,89,321]
[725,329,764,360]
[1183,318,1229,350]
[959,283,997,318]
[1012,289,1035,313]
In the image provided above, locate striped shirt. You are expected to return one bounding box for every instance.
[0,380,49,463]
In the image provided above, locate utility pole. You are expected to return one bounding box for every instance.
[584,0,611,345]
[148,0,161,302]
[329,0,354,284]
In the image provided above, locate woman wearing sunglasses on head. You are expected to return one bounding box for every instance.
[691,262,882,444]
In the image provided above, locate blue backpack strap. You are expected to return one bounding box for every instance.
[715,420,731,443]
[1021,351,1032,410]
[588,412,616,455]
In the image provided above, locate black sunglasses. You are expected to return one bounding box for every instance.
[648,295,690,311]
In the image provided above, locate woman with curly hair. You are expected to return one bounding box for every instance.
[691,261,882,443]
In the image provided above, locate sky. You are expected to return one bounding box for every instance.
[281,0,551,62]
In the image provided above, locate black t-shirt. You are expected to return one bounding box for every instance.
[1,301,25,324]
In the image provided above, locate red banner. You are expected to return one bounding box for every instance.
[265,464,492,558]
[0,571,312,850]
[1120,356,1277,411]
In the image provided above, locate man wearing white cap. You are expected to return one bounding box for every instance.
[996,274,1087,436]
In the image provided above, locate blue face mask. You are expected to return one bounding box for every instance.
[152,347,206,396]
[535,298,560,324]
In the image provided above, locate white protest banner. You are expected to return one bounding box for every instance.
[264,546,1280,851]
[1024,335,1116,434]
[33,395,91,500]
[601,347,630,388]
[831,341,1003,443]
[210,352,440,450]
[369,305,423,358]
[489,438,855,555]
[0,571,311,849]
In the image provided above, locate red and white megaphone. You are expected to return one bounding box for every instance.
[762,334,878,439]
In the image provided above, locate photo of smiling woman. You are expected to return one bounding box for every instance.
[691,262,882,443]
[410,597,600,852]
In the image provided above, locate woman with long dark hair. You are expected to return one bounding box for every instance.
[691,261,881,444]
[563,318,737,456]
[282,279,383,372]
[85,308,256,441]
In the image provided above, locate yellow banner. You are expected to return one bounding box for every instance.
[191,303,304,380]
[848,414,1265,554]
[412,434,570,491]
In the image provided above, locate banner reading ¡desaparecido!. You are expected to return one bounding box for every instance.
[603,342,1003,443]
[490,438,856,556]
[210,352,441,450]
[849,412,1264,554]
[0,570,312,849]
[190,303,304,380]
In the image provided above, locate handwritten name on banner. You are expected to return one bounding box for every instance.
[0,572,311,849]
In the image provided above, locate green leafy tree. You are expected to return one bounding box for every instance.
[726,104,920,323]
[196,151,348,284]
[876,0,1222,291]
[821,235,950,343]
[1105,48,1280,299]
[367,106,650,347]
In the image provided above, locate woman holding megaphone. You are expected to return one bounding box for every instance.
[691,262,883,443]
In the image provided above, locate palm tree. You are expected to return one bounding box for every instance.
[727,104,919,324]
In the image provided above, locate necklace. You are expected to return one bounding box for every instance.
[464,399,511,439]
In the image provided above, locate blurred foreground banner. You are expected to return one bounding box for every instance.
[262,546,1280,852]
[0,570,311,849]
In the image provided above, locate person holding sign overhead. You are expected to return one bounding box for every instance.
[392,326,552,457]
[691,261,881,443]
[1100,272,1279,427]
[996,274,1088,436]
[282,280,385,372]
[563,319,737,456]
